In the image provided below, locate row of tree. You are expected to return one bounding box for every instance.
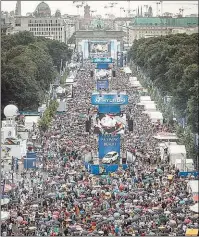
[38,100,59,132]
[128,33,198,134]
[1,31,72,117]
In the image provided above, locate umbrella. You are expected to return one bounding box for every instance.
[28,226,37,230]
[114,212,120,218]
[17,216,23,223]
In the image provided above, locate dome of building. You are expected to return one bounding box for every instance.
[34,1,51,17]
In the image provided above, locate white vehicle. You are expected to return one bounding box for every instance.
[102,151,119,164]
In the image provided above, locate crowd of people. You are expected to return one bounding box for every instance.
[1,59,198,236]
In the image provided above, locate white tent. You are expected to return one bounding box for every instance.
[137,100,156,106]
[140,96,151,102]
[168,144,186,166]
[188,180,199,194]
[1,211,10,221]
[56,86,64,94]
[148,111,163,124]
[65,78,74,84]
[123,67,132,74]
[185,159,194,171]
[144,103,157,112]
[153,132,179,141]
[190,203,199,213]
[130,81,142,88]
[1,198,10,206]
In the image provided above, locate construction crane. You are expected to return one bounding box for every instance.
[153,1,198,16]
[179,7,192,17]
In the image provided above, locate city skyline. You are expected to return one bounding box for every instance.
[2,1,198,17]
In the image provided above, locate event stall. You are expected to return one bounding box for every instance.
[123,67,132,75]
[168,144,186,167]
[148,111,163,124]
[153,132,179,141]
[144,103,157,112]
[140,96,151,102]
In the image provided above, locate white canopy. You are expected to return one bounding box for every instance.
[65,78,74,84]
[188,180,199,193]
[169,144,186,155]
[1,211,10,221]
[153,132,179,141]
[144,103,156,111]
[1,198,10,206]
[130,81,142,88]
[148,111,163,124]
[140,96,151,102]
[56,86,64,94]
[190,203,199,213]
[124,67,132,74]
[137,100,156,106]
[68,74,75,79]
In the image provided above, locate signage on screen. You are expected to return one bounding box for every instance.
[92,57,112,63]
[97,80,109,90]
[91,94,128,105]
[98,134,120,159]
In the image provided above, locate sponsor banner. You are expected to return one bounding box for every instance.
[98,105,121,114]
[179,171,199,177]
[117,52,124,67]
[92,57,112,63]
[93,113,126,135]
[97,80,109,91]
[91,94,128,105]
[98,134,120,159]
[96,63,109,69]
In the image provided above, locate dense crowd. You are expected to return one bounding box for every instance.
[1,60,198,236]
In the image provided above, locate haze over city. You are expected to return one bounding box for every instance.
[2,1,198,17]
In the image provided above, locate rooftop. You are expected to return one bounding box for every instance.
[130,17,198,27]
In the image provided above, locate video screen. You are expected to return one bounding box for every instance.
[93,113,126,135]
[89,42,108,53]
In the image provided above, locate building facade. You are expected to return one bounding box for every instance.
[126,16,198,46]
[2,1,78,44]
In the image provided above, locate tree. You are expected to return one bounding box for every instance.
[1,31,72,118]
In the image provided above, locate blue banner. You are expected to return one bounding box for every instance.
[96,63,109,69]
[92,57,112,63]
[91,94,128,105]
[97,80,109,90]
[98,105,121,114]
[117,52,123,67]
[179,171,199,177]
[98,134,120,159]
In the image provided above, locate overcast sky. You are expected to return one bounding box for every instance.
[1,1,198,17]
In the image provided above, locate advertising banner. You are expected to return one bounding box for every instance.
[98,134,120,159]
[117,52,123,67]
[98,105,121,114]
[97,80,109,90]
[92,57,112,63]
[93,113,126,135]
[91,93,128,105]
[96,63,109,69]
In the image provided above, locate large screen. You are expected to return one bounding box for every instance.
[93,113,126,135]
[89,42,108,53]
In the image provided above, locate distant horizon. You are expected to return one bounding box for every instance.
[1,1,198,17]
